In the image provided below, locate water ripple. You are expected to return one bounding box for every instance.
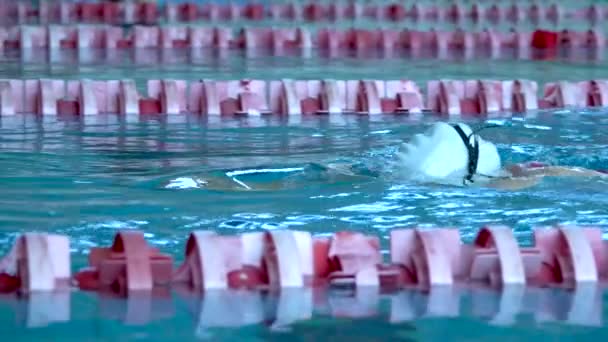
[0,115,607,260]
[329,202,403,213]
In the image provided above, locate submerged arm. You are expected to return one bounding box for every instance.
[166,162,375,192]
[509,165,608,178]
[485,175,543,190]
[486,165,608,191]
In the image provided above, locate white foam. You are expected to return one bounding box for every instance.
[150,239,171,245]
[233,212,278,219]
[384,192,430,200]
[523,124,552,131]
[485,119,509,126]
[329,202,401,213]
[310,192,358,199]
[285,214,330,222]
[225,167,304,177]
[437,202,474,209]
[82,220,148,230]
[511,146,526,153]
[371,215,417,223]
[502,208,560,216]
[165,177,204,189]
[370,130,391,135]
[77,240,97,247]
[183,219,218,228]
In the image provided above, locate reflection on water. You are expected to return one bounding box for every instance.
[0,286,606,340]
[1,47,607,87]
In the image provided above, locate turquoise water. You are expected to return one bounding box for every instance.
[2,111,608,254]
[1,287,607,341]
[2,47,608,85]
[2,36,608,340]
[1,110,608,340]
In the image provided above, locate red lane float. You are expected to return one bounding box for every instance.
[1,225,607,298]
[234,27,312,51]
[583,80,608,107]
[172,230,314,290]
[0,227,607,329]
[541,81,588,109]
[74,231,173,294]
[270,79,329,115]
[390,226,539,288]
[192,80,272,116]
[426,80,494,115]
[352,80,426,114]
[0,79,146,116]
[534,227,608,286]
[0,233,70,294]
[146,80,188,115]
[1,25,606,55]
[0,1,605,25]
[116,226,608,292]
[2,78,608,116]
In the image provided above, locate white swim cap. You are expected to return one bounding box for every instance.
[396,122,502,185]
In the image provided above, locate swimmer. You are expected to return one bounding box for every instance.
[165,122,607,192]
[395,122,608,190]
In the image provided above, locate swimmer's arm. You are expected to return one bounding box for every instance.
[486,165,608,190]
[515,166,608,178]
[200,177,288,191]
[485,176,543,190]
[180,163,368,192]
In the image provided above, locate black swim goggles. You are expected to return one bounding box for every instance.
[450,123,506,185]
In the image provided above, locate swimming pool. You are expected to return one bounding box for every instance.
[2,6,608,342]
[1,101,608,340]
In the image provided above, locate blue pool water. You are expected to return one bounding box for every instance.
[1,111,608,256]
[2,30,608,341]
[1,111,608,340]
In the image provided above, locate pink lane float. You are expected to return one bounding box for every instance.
[0,226,606,295]
[0,226,606,328]
[0,0,604,24]
[0,78,607,116]
[0,26,604,55]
